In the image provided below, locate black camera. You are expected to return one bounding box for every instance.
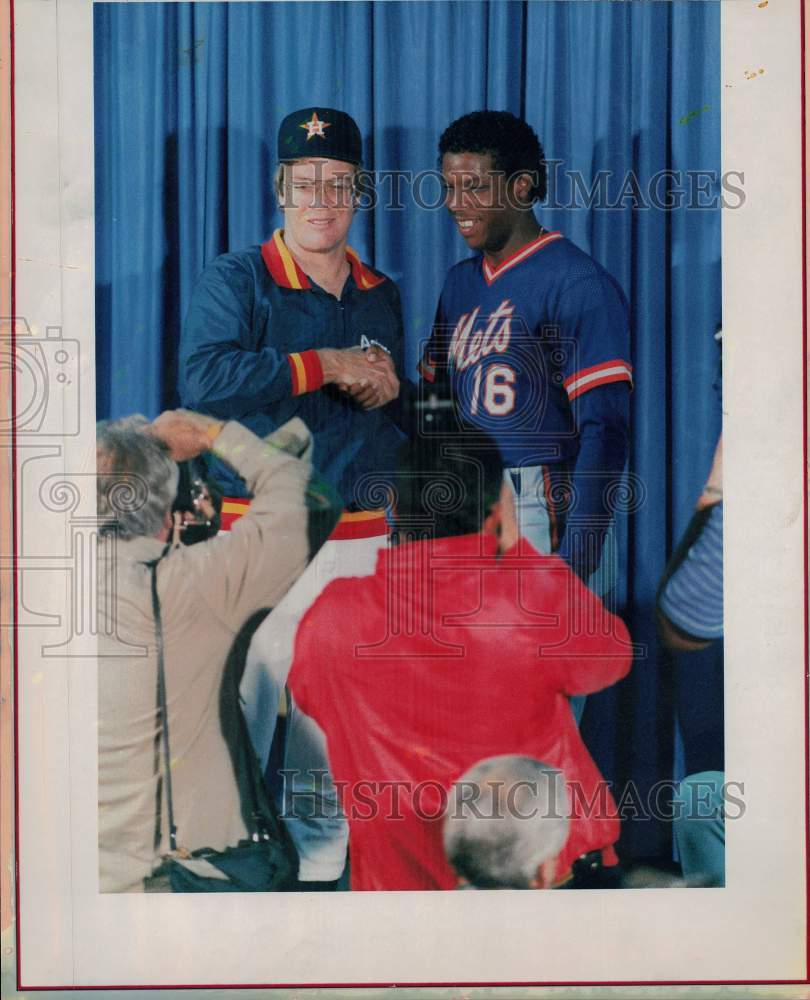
[171,461,222,545]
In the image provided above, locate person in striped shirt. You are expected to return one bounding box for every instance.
[657,435,725,886]
[657,436,724,649]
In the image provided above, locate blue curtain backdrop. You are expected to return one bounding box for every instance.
[94,1,723,863]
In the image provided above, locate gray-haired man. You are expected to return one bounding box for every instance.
[443,755,570,890]
[96,410,339,891]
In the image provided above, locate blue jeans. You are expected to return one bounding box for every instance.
[504,466,620,726]
[672,771,725,886]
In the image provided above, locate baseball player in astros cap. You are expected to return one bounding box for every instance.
[180,107,405,888]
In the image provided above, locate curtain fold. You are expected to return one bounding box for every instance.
[94,0,722,864]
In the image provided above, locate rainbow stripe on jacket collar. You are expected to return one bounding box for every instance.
[261,229,386,292]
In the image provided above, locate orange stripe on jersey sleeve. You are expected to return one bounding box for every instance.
[567,370,632,400]
[564,359,633,401]
[288,350,325,395]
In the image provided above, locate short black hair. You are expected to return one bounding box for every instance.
[392,413,504,540]
[439,110,547,202]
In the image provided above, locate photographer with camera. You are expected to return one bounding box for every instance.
[96,410,340,892]
[170,461,222,547]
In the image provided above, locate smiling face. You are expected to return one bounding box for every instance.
[280,157,356,255]
[441,151,533,259]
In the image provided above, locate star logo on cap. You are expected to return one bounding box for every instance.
[299,112,331,141]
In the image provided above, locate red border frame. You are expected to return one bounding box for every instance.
[12,981,810,993]
[9,0,809,990]
[802,0,809,979]
[11,0,21,984]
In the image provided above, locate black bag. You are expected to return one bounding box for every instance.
[145,556,298,892]
[164,841,291,892]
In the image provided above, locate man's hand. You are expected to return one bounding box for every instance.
[347,349,400,409]
[148,409,224,461]
[317,347,376,386]
[318,347,400,409]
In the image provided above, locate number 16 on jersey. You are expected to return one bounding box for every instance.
[469,363,517,417]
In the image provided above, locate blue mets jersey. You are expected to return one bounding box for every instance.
[418,231,632,468]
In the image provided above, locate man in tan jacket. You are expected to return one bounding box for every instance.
[96,410,339,891]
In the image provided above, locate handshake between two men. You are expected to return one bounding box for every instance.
[317,346,399,410]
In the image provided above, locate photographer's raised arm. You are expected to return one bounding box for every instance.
[154,414,342,631]
[147,409,224,461]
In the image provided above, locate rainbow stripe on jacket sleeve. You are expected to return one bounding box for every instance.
[287,349,325,395]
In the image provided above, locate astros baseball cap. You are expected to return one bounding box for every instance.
[277,107,363,165]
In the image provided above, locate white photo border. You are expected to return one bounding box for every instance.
[7,0,809,990]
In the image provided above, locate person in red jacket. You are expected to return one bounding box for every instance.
[288,419,633,890]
